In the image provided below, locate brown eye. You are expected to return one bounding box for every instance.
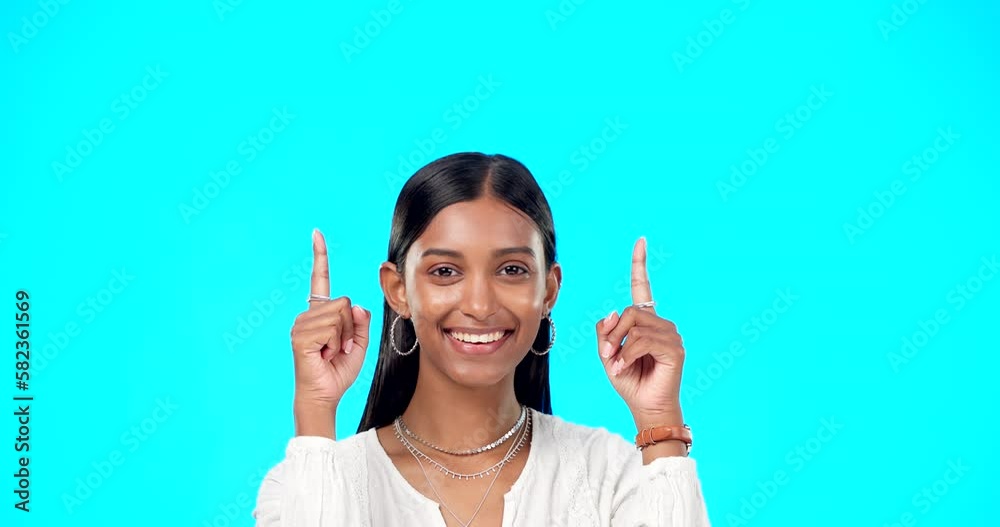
[431,266,457,277]
[501,265,528,276]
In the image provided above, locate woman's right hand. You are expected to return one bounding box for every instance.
[290,229,371,412]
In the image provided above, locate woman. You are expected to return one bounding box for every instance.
[254,153,711,526]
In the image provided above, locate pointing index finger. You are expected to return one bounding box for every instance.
[631,236,655,312]
[311,229,331,298]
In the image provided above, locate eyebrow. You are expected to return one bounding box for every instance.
[420,246,536,259]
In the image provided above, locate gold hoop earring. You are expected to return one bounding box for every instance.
[530,312,555,356]
[390,314,419,356]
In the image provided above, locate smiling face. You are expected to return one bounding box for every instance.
[380,195,561,388]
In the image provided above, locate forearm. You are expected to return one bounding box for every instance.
[293,398,337,440]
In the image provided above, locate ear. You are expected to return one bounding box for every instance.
[542,262,562,313]
[379,261,409,317]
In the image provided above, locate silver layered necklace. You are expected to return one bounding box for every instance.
[398,405,527,456]
[393,409,531,480]
[394,409,532,527]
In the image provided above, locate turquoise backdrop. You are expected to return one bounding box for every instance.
[2,0,997,525]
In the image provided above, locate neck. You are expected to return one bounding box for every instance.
[400,367,523,452]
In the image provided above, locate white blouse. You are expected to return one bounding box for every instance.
[254,408,711,526]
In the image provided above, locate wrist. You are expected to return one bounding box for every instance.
[632,404,690,463]
[631,404,684,430]
[293,398,337,440]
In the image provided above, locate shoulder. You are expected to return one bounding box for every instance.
[533,410,636,464]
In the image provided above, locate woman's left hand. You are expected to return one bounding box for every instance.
[596,237,686,424]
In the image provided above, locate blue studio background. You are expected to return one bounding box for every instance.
[2,0,997,525]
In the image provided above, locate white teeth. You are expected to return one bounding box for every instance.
[449,331,506,344]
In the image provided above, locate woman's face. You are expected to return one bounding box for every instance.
[384,195,561,388]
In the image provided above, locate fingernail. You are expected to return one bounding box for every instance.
[613,358,625,376]
[344,338,354,354]
[603,311,616,330]
[600,341,612,359]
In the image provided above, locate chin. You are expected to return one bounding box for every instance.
[446,363,515,388]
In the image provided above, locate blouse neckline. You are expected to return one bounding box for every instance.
[364,407,543,513]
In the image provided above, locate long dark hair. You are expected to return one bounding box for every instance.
[356,152,557,433]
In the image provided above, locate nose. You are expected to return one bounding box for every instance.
[459,271,499,321]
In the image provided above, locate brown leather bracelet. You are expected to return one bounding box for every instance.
[635,424,692,454]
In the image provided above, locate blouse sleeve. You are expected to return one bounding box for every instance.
[604,435,712,526]
[253,436,366,527]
